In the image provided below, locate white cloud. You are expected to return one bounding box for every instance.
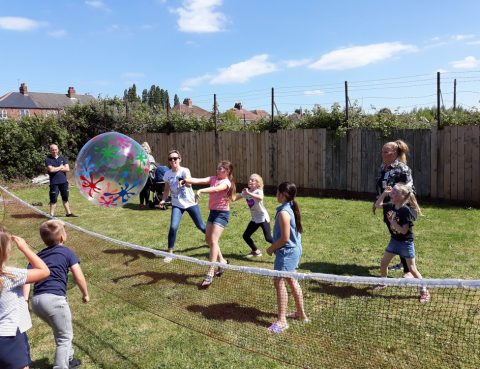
[180,54,277,90]
[466,40,480,45]
[210,54,277,84]
[304,90,324,96]
[450,56,479,69]
[309,42,417,70]
[0,16,46,31]
[451,34,475,41]
[85,0,109,10]
[48,29,67,38]
[174,0,226,33]
[180,74,213,91]
[283,58,311,68]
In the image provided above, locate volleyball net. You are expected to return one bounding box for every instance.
[1,185,479,369]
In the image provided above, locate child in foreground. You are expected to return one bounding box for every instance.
[374,183,430,303]
[0,227,50,369]
[24,220,90,369]
[234,173,272,258]
[266,182,308,333]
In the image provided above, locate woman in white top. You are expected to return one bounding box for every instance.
[160,150,206,262]
[0,228,50,369]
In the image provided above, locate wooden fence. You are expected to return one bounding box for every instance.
[132,125,480,206]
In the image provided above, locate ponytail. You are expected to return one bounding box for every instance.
[218,160,236,201]
[291,199,303,234]
[406,192,422,216]
[395,139,409,164]
[278,182,303,234]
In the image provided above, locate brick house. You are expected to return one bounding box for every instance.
[231,102,270,123]
[0,83,94,120]
[172,98,212,119]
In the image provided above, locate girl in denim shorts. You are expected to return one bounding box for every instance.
[182,161,236,288]
[266,182,308,334]
[374,183,430,303]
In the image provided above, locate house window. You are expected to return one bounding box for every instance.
[20,109,30,117]
[0,110,7,120]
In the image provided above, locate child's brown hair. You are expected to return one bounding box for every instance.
[40,219,66,247]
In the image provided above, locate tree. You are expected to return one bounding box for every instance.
[173,94,180,107]
[141,89,148,104]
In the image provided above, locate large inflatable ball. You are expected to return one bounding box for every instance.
[74,132,149,207]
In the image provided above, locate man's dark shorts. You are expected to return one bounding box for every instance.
[49,182,69,204]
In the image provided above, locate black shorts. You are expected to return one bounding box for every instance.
[49,182,69,204]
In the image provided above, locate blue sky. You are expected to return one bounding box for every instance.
[1,0,480,113]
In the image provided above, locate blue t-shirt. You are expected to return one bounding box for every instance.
[45,155,68,185]
[29,244,80,296]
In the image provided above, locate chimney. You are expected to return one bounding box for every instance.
[19,83,28,96]
[183,98,192,107]
[67,87,76,98]
[234,102,242,110]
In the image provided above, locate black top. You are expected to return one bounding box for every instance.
[382,202,417,242]
[45,155,68,185]
[375,159,415,198]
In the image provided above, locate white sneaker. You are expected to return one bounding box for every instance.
[164,256,173,263]
[246,251,262,259]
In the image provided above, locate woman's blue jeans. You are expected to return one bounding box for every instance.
[168,204,206,249]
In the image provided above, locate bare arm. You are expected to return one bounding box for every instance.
[161,181,171,202]
[71,264,90,303]
[374,187,392,209]
[183,176,211,185]
[266,211,290,255]
[387,212,410,235]
[12,236,50,284]
[242,188,263,201]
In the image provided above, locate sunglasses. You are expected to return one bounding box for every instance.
[168,157,180,162]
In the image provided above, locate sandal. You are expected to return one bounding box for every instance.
[268,322,289,334]
[419,290,431,303]
[286,312,310,323]
[214,259,229,277]
[201,274,214,288]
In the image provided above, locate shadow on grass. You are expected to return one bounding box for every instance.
[187,302,275,327]
[103,248,157,265]
[112,271,200,287]
[30,357,51,369]
[300,261,378,276]
[11,213,45,219]
[180,244,209,252]
[310,281,415,301]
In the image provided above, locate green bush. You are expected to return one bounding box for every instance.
[0,117,69,180]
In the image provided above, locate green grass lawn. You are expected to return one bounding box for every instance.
[2,183,480,369]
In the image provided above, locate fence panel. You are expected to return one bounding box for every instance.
[132,126,480,205]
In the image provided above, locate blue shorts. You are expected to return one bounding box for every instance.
[274,246,302,272]
[385,238,415,259]
[49,182,69,204]
[207,210,230,228]
[0,328,31,369]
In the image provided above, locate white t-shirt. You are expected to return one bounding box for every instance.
[0,267,31,336]
[241,189,270,223]
[163,167,196,209]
